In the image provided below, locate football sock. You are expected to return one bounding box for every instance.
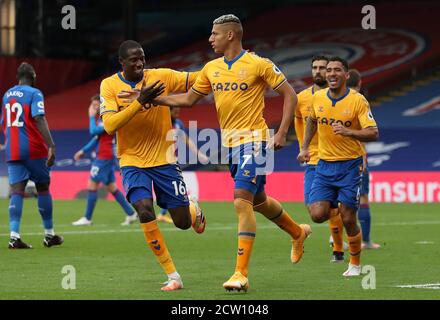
[159,208,168,216]
[234,198,256,277]
[254,196,302,239]
[168,271,181,281]
[329,208,344,252]
[112,189,135,216]
[358,204,371,243]
[347,231,362,266]
[44,229,55,236]
[38,192,54,231]
[141,220,176,274]
[9,192,24,238]
[84,190,98,220]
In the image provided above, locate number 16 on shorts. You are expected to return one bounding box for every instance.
[172,180,187,196]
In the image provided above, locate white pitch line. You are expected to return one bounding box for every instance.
[0,224,251,237]
[396,283,440,290]
[2,218,440,229]
[1,219,440,237]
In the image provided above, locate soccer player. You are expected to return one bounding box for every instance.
[346,69,380,250]
[154,14,311,292]
[100,40,206,291]
[1,62,63,249]
[295,56,346,263]
[157,106,208,223]
[72,95,137,226]
[297,57,379,276]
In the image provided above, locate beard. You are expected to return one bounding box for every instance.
[314,77,327,87]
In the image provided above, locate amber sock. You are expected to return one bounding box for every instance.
[141,220,176,274]
[329,208,344,252]
[234,198,256,277]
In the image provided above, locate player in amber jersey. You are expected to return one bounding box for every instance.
[100,40,206,291]
[155,14,311,293]
[295,56,346,263]
[298,57,379,277]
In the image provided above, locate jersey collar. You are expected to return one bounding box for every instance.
[327,87,350,106]
[117,72,143,88]
[224,50,246,70]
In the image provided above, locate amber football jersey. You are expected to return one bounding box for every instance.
[100,69,197,168]
[310,88,377,161]
[192,50,287,147]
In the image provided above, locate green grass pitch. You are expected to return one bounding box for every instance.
[0,199,439,300]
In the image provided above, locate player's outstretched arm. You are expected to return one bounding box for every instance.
[74,150,84,161]
[332,124,379,142]
[74,136,98,160]
[154,90,202,108]
[268,81,297,150]
[102,81,165,134]
[34,115,56,167]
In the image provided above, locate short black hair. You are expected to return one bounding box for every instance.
[328,56,349,71]
[311,55,329,66]
[17,62,35,81]
[91,94,100,102]
[119,40,142,59]
[347,69,361,88]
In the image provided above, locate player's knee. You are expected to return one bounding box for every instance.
[135,205,155,223]
[360,194,369,204]
[169,207,192,230]
[342,217,358,235]
[176,220,191,230]
[310,211,327,223]
[340,212,357,228]
[10,182,26,194]
[234,198,247,213]
[35,183,50,193]
[174,216,191,230]
[107,183,117,193]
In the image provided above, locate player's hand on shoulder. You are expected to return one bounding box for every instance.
[47,146,56,167]
[137,80,165,106]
